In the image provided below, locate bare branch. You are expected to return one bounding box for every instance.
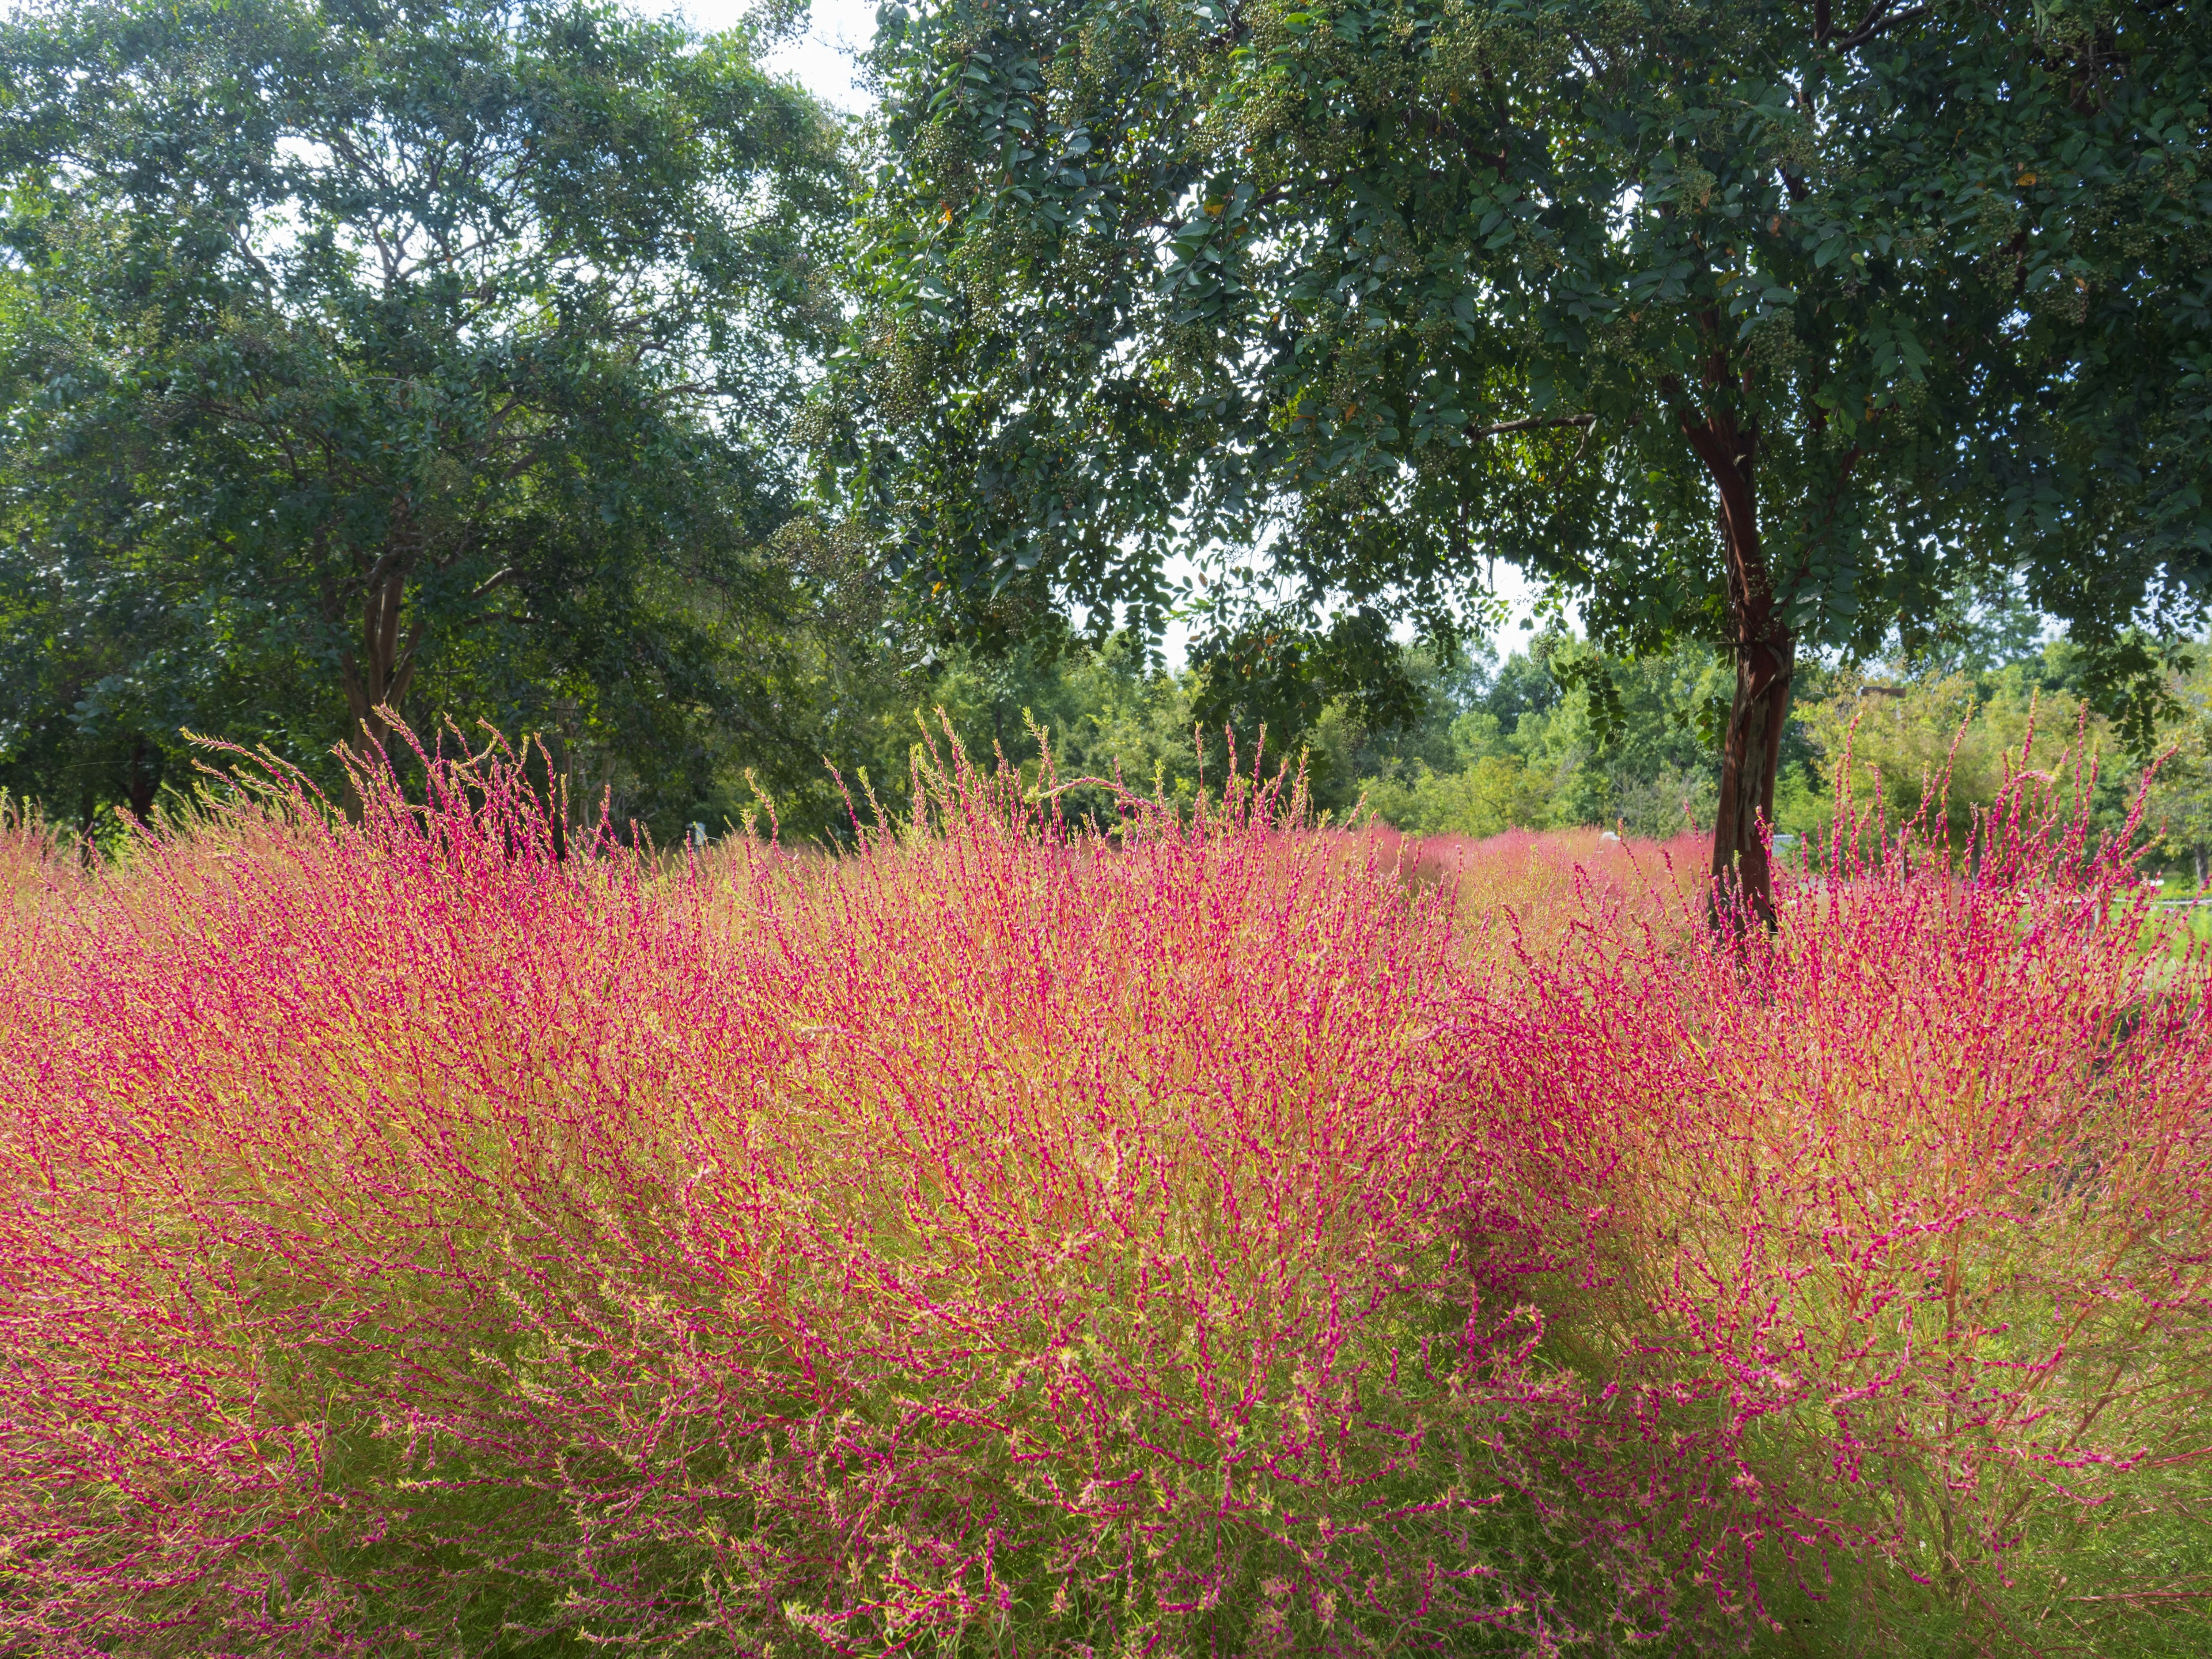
[1834,2,1929,50]
[1470,414,1597,439]
[469,566,517,601]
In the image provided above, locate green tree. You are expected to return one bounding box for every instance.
[838,0,2212,915]
[1357,730,1554,838]
[2145,663,2212,886]
[1780,634,2150,847]
[1525,640,1731,834]
[0,0,846,831]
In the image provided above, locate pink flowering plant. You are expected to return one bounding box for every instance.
[0,722,2205,1656]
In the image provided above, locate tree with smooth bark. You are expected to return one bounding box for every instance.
[835,0,2212,915]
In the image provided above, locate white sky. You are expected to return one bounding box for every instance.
[679,0,879,109]
[674,0,1551,663]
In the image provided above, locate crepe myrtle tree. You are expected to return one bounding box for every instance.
[830,0,2212,916]
[0,0,844,820]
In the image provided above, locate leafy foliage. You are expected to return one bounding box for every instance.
[834,0,2212,887]
[847,612,2195,859]
[0,0,847,835]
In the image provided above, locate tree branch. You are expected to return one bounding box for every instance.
[385,618,426,714]
[1834,1,1928,50]
[469,566,518,601]
[1471,414,1597,438]
[359,543,407,597]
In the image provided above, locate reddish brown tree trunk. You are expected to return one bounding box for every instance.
[1680,408,1793,926]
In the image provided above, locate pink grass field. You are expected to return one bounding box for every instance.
[1,736,2209,1658]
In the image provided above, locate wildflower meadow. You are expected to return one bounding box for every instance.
[1,729,2207,1657]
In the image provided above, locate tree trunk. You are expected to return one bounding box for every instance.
[1713,630,1794,925]
[338,525,424,810]
[1680,408,1792,926]
[122,734,162,825]
[77,779,99,868]
[340,567,419,751]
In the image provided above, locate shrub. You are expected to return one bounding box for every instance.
[0,732,2205,1656]
[1459,784,2212,1653]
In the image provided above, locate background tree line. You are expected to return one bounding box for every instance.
[3,0,2209,887]
[825,581,2202,878]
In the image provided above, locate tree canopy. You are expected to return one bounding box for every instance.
[836,0,2212,909]
[0,0,847,834]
